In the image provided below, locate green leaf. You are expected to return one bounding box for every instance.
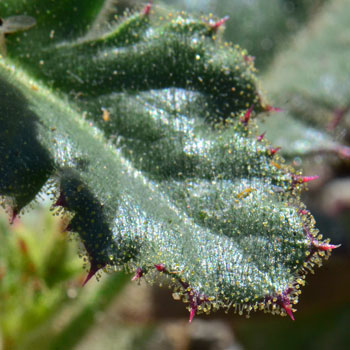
[0,0,335,321]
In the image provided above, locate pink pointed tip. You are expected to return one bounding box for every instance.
[270,146,281,155]
[300,175,319,183]
[210,15,229,30]
[131,267,143,281]
[316,243,341,251]
[82,263,101,287]
[299,209,308,216]
[154,263,165,272]
[242,104,254,125]
[282,302,295,321]
[189,307,196,323]
[265,105,283,113]
[257,131,266,142]
[143,1,152,16]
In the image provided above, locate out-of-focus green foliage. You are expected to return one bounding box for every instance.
[0,206,130,350]
[0,207,82,349]
[262,0,350,159]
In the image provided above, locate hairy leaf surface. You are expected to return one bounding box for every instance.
[0,0,335,320]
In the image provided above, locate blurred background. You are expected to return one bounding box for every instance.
[1,0,349,349]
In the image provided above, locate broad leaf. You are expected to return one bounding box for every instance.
[0,0,336,321]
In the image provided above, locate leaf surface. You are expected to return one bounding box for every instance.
[0,0,335,320]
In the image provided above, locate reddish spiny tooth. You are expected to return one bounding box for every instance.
[299,209,308,216]
[189,307,196,323]
[54,191,68,208]
[265,105,283,112]
[257,132,266,142]
[242,104,254,125]
[243,55,255,62]
[131,267,143,281]
[143,1,152,16]
[82,262,103,287]
[281,301,295,321]
[270,147,281,155]
[315,243,341,251]
[10,208,18,224]
[210,15,229,30]
[297,175,319,184]
[155,263,165,272]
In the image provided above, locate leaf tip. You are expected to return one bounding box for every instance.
[54,191,68,208]
[313,242,341,252]
[257,131,266,142]
[269,146,281,155]
[131,267,144,281]
[210,16,229,31]
[264,104,283,113]
[294,175,319,184]
[143,1,153,16]
[82,262,104,287]
[281,301,295,321]
[189,306,196,323]
[10,207,18,225]
[241,104,254,125]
